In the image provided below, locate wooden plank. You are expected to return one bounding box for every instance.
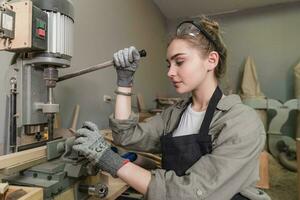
[4,186,43,200]
[0,146,46,169]
[0,157,47,175]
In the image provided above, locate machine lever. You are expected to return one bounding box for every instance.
[57,49,146,82]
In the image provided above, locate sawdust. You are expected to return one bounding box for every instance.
[265,154,297,200]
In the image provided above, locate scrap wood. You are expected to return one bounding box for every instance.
[0,183,9,194]
[70,104,80,131]
[136,93,146,112]
[54,113,61,129]
[155,97,181,105]
[256,151,270,189]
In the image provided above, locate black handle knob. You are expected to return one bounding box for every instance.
[139,49,147,57]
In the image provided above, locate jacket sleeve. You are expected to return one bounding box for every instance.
[146,107,266,200]
[109,112,165,153]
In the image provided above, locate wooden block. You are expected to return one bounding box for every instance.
[256,151,269,189]
[0,183,9,194]
[4,186,42,200]
[0,146,46,170]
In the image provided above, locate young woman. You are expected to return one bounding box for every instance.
[73,16,270,200]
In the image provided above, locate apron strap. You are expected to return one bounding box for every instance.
[198,86,222,137]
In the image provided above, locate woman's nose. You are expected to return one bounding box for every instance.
[167,65,176,78]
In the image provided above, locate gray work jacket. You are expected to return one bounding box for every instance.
[109,95,271,200]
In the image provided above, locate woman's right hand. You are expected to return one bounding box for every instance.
[113,46,140,87]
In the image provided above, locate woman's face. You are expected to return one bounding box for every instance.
[166,39,210,94]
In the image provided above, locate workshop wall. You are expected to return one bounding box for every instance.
[55,0,170,130]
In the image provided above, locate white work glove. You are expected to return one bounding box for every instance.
[73,121,127,177]
[113,46,140,87]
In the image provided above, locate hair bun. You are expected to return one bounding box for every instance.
[199,16,220,34]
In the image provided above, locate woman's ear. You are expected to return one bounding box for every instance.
[207,51,219,71]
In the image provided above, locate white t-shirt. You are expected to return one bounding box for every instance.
[172,103,206,137]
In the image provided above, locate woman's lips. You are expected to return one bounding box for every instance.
[172,81,182,88]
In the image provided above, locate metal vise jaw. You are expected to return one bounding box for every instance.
[47,137,99,177]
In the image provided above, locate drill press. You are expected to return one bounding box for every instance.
[0,1,107,199]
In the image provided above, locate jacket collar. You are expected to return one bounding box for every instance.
[216,94,242,111]
[176,94,242,111]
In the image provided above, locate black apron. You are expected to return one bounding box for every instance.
[160,86,249,200]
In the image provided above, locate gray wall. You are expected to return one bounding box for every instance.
[56,0,168,128]
[56,0,170,130]
[0,0,170,153]
[216,4,300,137]
[217,3,300,101]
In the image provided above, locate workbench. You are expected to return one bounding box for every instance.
[0,128,160,200]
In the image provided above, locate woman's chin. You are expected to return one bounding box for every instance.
[175,87,189,94]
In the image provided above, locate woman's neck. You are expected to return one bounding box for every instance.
[191,77,218,112]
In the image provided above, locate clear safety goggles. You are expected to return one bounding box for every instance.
[176,21,218,50]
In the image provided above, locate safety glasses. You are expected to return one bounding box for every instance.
[176,21,218,51]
